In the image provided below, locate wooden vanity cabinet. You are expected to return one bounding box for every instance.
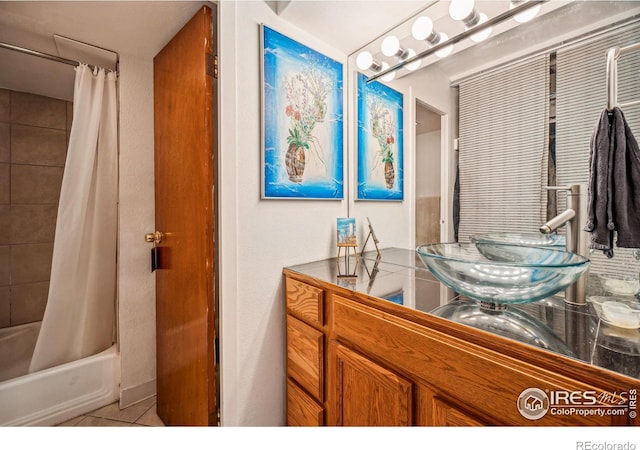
[284,270,638,427]
[285,277,326,425]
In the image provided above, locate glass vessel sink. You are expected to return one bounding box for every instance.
[431,300,575,357]
[470,231,565,248]
[416,243,590,304]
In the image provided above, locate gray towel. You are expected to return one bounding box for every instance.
[584,109,615,256]
[585,107,640,257]
[612,107,640,249]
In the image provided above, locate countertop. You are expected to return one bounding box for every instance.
[285,247,640,381]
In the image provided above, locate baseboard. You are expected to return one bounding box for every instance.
[119,378,156,409]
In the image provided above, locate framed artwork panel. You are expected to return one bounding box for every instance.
[261,24,344,199]
[357,72,404,201]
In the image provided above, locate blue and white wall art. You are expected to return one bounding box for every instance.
[261,25,344,199]
[357,72,404,201]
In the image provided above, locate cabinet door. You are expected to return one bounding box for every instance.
[431,396,485,426]
[330,343,412,426]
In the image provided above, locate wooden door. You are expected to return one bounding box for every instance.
[331,343,412,426]
[153,5,217,426]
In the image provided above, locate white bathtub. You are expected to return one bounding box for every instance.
[0,343,120,426]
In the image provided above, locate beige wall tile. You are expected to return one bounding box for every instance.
[11,125,67,167]
[11,165,63,204]
[0,205,8,245]
[0,89,9,123]
[10,243,53,284]
[0,287,9,327]
[0,246,9,286]
[416,196,441,245]
[10,204,57,244]
[10,281,49,325]
[0,123,9,163]
[0,164,8,204]
[66,102,73,131]
[11,91,66,130]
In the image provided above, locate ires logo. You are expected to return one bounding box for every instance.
[518,388,550,420]
[549,390,599,406]
[517,388,630,420]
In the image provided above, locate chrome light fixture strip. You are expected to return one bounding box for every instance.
[367,0,548,83]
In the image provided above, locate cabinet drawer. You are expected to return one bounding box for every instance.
[286,278,324,328]
[287,314,324,401]
[287,378,324,426]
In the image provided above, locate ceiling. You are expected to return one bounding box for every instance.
[276,0,437,55]
[1,1,639,101]
[0,1,207,100]
[280,1,640,81]
[416,103,441,134]
[0,0,430,100]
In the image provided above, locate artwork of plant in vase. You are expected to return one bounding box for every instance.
[284,68,331,183]
[262,25,344,200]
[356,72,403,201]
[369,97,396,189]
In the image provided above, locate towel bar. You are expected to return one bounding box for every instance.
[606,41,640,111]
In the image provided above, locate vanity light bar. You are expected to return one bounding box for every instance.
[367,0,548,83]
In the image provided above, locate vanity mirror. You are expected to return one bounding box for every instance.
[343,0,640,283]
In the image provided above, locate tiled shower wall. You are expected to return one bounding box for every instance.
[0,88,71,328]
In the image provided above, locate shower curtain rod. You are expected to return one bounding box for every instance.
[0,42,117,74]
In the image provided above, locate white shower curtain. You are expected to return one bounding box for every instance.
[29,65,118,373]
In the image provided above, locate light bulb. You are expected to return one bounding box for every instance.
[449,0,475,21]
[411,16,434,41]
[511,1,541,23]
[434,33,453,58]
[469,13,492,42]
[381,35,401,57]
[380,62,396,82]
[356,51,373,71]
[405,49,422,71]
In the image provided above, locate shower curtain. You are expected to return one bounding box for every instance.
[29,64,117,373]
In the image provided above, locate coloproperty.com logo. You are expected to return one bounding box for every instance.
[517,387,637,420]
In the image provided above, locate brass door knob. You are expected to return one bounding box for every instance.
[145,231,164,245]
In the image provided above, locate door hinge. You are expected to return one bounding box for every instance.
[207,53,218,79]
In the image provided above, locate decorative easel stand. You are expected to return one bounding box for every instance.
[337,243,359,278]
[361,217,381,257]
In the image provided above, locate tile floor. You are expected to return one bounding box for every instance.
[56,395,164,427]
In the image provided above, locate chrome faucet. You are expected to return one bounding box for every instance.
[539,184,589,305]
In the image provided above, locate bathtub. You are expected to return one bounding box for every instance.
[0,334,120,426]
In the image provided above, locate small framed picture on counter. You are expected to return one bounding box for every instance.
[337,217,357,246]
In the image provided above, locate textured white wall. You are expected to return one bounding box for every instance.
[220,2,464,426]
[218,1,457,425]
[396,68,455,244]
[117,53,157,406]
[416,131,441,198]
[219,1,348,426]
